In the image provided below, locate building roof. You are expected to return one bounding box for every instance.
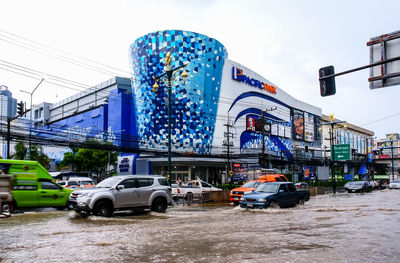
[321,114,374,136]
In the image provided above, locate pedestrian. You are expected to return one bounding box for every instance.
[176,177,183,186]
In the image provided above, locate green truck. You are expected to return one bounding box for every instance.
[0,159,73,212]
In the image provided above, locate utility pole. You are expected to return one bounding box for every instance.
[223,115,234,181]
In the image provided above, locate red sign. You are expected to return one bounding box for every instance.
[378,155,390,159]
[246,116,256,131]
[233,163,241,168]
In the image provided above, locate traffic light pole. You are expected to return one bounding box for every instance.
[319,56,400,97]
[319,56,400,81]
[6,108,31,159]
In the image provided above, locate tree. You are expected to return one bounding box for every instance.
[14,141,27,160]
[59,147,81,171]
[30,144,51,169]
[60,139,119,179]
[12,142,50,168]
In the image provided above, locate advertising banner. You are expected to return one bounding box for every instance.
[284,125,292,139]
[304,112,314,142]
[293,109,304,140]
[271,123,278,136]
[303,166,317,180]
[246,116,256,131]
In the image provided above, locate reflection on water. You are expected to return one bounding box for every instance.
[1,190,400,262]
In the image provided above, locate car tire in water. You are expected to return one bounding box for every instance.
[94,201,113,217]
[152,197,167,213]
[297,198,305,206]
[269,201,280,209]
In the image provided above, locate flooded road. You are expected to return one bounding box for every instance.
[1,190,400,263]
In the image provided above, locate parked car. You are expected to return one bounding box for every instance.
[69,175,172,217]
[295,182,309,190]
[62,177,95,189]
[60,180,80,190]
[239,182,310,209]
[344,181,372,193]
[389,179,400,189]
[230,174,289,204]
[172,178,221,201]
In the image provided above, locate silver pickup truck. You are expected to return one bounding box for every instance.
[69,175,172,217]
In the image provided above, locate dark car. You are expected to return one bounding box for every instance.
[344,181,372,193]
[239,182,310,209]
[295,182,309,190]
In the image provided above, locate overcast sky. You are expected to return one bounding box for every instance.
[0,0,399,139]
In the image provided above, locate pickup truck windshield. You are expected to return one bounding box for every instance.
[96,177,121,188]
[255,184,279,193]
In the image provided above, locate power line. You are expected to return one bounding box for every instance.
[361,112,400,126]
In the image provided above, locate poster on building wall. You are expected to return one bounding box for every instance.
[246,116,256,131]
[292,109,304,140]
[271,123,278,136]
[284,125,291,139]
[335,130,340,144]
[304,112,314,142]
[279,125,285,137]
[303,166,317,180]
[398,141,400,154]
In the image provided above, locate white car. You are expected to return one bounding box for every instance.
[389,180,400,189]
[172,179,221,201]
[61,177,95,190]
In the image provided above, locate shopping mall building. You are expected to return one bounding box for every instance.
[24,30,327,183]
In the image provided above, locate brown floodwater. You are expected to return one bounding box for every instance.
[1,190,400,263]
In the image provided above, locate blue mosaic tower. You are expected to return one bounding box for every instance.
[129,30,228,154]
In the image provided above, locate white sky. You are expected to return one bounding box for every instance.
[0,0,399,139]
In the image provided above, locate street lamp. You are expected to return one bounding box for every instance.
[153,52,188,181]
[20,78,45,160]
[320,114,346,194]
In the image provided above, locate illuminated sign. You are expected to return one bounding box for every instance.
[232,67,276,94]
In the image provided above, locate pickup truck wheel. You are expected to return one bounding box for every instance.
[298,198,305,206]
[152,198,167,213]
[94,201,113,217]
[269,201,280,209]
[186,192,194,202]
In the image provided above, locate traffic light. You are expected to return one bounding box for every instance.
[17,101,24,116]
[319,66,336,96]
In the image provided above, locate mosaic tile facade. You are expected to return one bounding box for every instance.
[129,30,227,154]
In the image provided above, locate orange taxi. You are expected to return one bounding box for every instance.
[230,174,288,204]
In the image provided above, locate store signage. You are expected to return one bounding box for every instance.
[232,67,276,94]
[119,157,131,173]
[233,163,241,168]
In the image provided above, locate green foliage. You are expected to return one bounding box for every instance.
[12,142,50,168]
[14,141,27,160]
[60,139,119,177]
